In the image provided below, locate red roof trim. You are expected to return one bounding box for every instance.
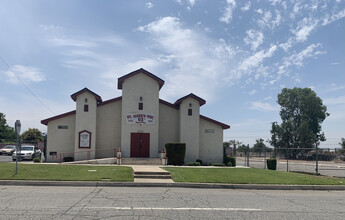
[41,110,76,126]
[118,68,165,90]
[98,96,122,106]
[174,93,206,106]
[159,99,179,109]
[71,87,102,103]
[200,115,230,130]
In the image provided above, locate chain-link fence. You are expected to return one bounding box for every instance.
[235,147,345,178]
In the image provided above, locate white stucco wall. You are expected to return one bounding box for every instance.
[121,73,160,158]
[96,100,122,158]
[46,114,75,162]
[158,102,179,152]
[74,92,97,160]
[179,98,200,163]
[199,118,223,164]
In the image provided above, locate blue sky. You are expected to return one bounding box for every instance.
[0,0,344,148]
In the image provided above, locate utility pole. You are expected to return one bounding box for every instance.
[286,147,289,172]
[14,120,21,175]
[315,143,319,175]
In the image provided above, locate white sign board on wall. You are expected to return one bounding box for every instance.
[79,131,91,148]
[126,114,155,124]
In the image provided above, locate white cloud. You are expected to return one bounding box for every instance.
[249,90,257,95]
[268,0,281,6]
[145,2,154,8]
[138,16,236,101]
[219,0,237,24]
[241,2,251,12]
[244,29,264,51]
[324,95,345,105]
[213,38,236,60]
[272,10,281,27]
[322,9,345,25]
[250,101,279,112]
[257,10,281,29]
[50,37,97,48]
[324,85,345,93]
[187,0,197,6]
[256,9,263,14]
[238,45,277,72]
[279,37,294,52]
[4,65,46,85]
[278,43,325,75]
[292,17,319,42]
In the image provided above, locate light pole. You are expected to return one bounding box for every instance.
[15,120,21,175]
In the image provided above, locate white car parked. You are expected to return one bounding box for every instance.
[12,145,41,161]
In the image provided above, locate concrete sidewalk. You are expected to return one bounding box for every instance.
[1,180,345,190]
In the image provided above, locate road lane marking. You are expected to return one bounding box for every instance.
[86,207,261,211]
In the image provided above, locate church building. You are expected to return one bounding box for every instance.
[41,68,230,163]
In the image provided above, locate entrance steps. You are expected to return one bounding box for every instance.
[121,158,162,165]
[131,166,173,183]
[134,171,172,179]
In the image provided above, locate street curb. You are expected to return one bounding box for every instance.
[1,180,345,190]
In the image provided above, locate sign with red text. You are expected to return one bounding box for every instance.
[126,114,155,124]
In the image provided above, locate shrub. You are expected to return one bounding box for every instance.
[196,159,203,165]
[227,162,232,167]
[267,159,277,170]
[224,156,236,167]
[187,162,201,166]
[165,143,186,165]
[211,163,224,166]
[33,157,41,163]
[63,157,74,162]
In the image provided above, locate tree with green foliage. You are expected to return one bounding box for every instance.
[237,144,249,152]
[0,113,16,143]
[251,138,272,156]
[21,128,44,144]
[340,138,345,149]
[339,138,345,155]
[270,88,329,158]
[228,140,242,156]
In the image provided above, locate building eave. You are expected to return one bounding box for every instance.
[41,110,76,126]
[200,115,230,130]
[70,87,103,103]
[118,68,165,90]
[174,93,206,107]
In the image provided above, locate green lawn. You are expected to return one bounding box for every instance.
[163,167,345,185]
[0,163,133,182]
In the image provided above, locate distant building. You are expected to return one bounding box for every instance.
[41,68,230,163]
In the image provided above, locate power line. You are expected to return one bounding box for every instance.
[0,56,55,115]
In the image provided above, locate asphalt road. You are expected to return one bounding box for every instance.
[0,186,344,219]
[237,157,345,178]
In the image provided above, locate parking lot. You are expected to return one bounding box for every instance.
[0,155,38,163]
[237,157,345,178]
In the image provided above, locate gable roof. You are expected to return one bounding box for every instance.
[118,68,165,90]
[159,99,230,129]
[41,110,76,125]
[174,93,206,107]
[41,97,123,126]
[200,115,230,129]
[71,87,103,103]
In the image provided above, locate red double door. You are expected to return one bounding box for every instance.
[130,133,150,157]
